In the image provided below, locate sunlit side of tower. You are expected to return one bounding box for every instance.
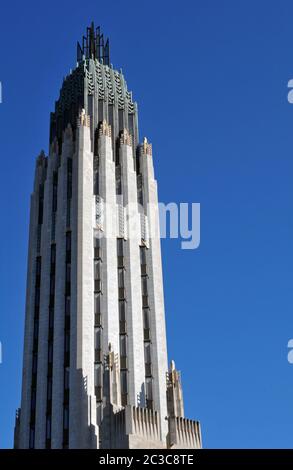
[14,24,202,449]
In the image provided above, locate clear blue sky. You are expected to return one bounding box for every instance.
[1,0,293,449]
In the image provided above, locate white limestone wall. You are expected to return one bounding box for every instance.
[140,149,168,442]
[168,417,202,449]
[120,142,145,406]
[19,125,176,449]
[98,133,120,360]
[112,405,165,449]
[70,123,96,448]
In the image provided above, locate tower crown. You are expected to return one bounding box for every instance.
[77,22,110,65]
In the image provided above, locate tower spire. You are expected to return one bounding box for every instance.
[77,22,110,65]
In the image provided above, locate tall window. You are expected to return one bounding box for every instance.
[146,377,153,408]
[118,269,124,288]
[141,277,148,296]
[30,255,42,448]
[64,367,70,390]
[120,370,128,406]
[94,328,101,351]
[117,238,123,257]
[120,335,127,362]
[94,260,101,280]
[93,230,103,407]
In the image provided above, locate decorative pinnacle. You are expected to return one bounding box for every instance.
[37,149,47,166]
[120,128,132,147]
[168,360,181,386]
[107,343,115,370]
[77,22,110,65]
[99,119,112,137]
[142,137,152,156]
[77,109,90,128]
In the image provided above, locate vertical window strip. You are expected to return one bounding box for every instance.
[29,255,42,448]
[66,158,72,228]
[94,232,103,403]
[140,245,153,410]
[46,169,58,448]
[45,243,56,448]
[117,238,128,406]
[51,171,58,241]
[63,231,71,449]
[37,183,44,253]
[29,184,44,448]
[93,154,99,195]
[63,157,72,447]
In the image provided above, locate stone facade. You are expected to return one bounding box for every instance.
[14,23,202,449]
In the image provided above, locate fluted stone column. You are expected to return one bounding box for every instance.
[98,121,120,360]
[70,112,97,448]
[140,139,168,442]
[120,130,145,407]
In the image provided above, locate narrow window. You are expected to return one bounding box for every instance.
[94,260,101,280]
[65,296,70,316]
[64,367,70,390]
[117,238,124,257]
[146,378,153,401]
[94,294,101,315]
[118,269,124,288]
[119,301,126,322]
[120,335,127,358]
[63,406,69,430]
[46,416,51,438]
[65,332,70,353]
[66,264,71,282]
[29,428,35,449]
[31,390,36,410]
[121,370,128,394]
[144,342,151,365]
[48,343,53,363]
[95,328,101,350]
[47,378,52,401]
[32,354,38,374]
[66,232,71,252]
[141,277,148,296]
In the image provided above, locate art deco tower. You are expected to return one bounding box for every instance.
[14,24,202,449]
